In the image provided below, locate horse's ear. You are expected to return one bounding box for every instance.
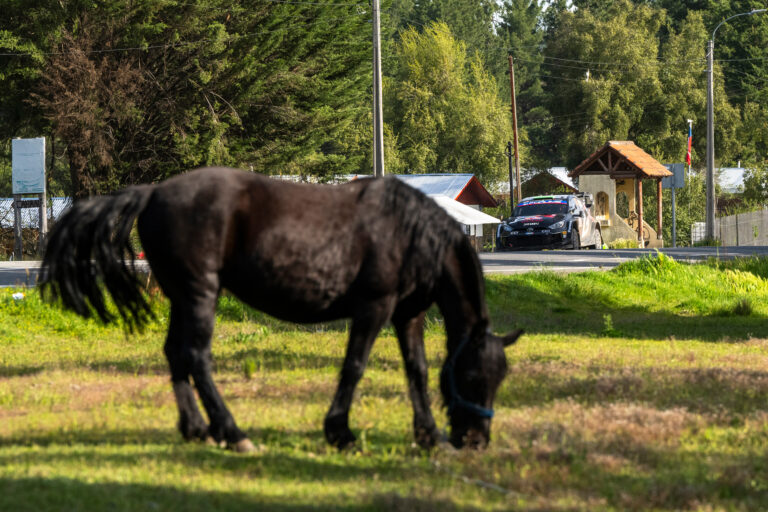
[502,329,523,347]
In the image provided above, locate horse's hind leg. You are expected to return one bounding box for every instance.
[392,310,440,449]
[164,308,207,442]
[324,297,396,449]
[165,300,253,452]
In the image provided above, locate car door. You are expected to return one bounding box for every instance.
[574,198,593,244]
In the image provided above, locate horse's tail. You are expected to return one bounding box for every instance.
[40,185,155,331]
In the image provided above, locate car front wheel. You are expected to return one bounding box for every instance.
[571,229,580,250]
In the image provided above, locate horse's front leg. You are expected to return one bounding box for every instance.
[324,297,396,449]
[393,310,440,449]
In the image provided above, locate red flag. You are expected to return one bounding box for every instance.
[686,124,692,165]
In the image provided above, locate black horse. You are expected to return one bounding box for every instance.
[41,167,521,451]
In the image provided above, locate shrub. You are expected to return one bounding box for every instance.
[607,238,639,249]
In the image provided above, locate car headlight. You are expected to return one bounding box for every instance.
[549,220,566,231]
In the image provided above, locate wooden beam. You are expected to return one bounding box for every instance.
[657,178,662,241]
[637,178,644,246]
[610,154,625,173]
[597,156,609,172]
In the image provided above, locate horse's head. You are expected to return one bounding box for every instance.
[440,328,522,448]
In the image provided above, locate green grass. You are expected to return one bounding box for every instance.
[3,254,768,510]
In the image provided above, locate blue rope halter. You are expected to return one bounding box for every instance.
[441,335,495,419]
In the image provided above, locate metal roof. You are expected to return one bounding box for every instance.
[718,168,746,194]
[394,174,475,198]
[548,167,577,189]
[428,195,499,226]
[394,174,497,207]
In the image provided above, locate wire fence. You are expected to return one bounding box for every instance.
[0,197,72,259]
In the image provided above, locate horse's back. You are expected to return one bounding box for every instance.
[137,167,461,322]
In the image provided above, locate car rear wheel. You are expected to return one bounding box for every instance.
[592,229,602,249]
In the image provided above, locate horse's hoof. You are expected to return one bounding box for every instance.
[414,427,441,450]
[205,436,227,448]
[326,430,356,451]
[339,440,360,453]
[231,438,256,453]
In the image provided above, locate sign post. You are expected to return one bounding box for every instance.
[11,137,47,260]
[662,163,685,247]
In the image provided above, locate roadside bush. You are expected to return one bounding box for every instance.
[607,238,639,249]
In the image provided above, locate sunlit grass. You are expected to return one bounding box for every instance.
[2,254,768,510]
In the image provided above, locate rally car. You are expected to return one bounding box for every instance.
[496,193,602,250]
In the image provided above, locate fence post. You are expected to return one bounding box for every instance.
[38,191,47,254]
[13,195,22,260]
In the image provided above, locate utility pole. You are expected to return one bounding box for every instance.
[372,0,385,177]
[505,141,514,210]
[706,9,767,240]
[705,39,715,240]
[508,55,521,203]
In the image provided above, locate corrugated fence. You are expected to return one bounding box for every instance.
[715,210,768,246]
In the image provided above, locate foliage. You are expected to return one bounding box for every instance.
[497,0,549,171]
[606,237,639,249]
[741,161,768,207]
[385,23,510,182]
[693,238,722,247]
[2,1,372,196]
[2,0,768,197]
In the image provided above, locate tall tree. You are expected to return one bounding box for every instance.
[385,23,511,183]
[497,0,548,171]
[388,0,500,65]
[7,0,372,196]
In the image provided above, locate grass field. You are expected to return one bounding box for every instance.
[2,253,768,510]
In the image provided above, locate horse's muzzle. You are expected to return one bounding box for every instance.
[450,426,489,449]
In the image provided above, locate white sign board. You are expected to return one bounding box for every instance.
[12,138,46,194]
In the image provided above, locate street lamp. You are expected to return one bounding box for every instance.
[706,9,767,240]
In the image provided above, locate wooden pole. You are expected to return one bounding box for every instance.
[508,55,521,203]
[505,141,514,210]
[656,178,662,242]
[636,178,644,246]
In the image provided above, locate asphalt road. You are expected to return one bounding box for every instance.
[480,246,768,274]
[3,246,768,287]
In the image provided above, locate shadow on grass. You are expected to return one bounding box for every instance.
[0,426,412,453]
[51,339,444,377]
[0,477,483,512]
[0,365,45,378]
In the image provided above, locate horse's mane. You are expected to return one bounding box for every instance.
[364,176,468,294]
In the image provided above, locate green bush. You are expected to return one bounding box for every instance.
[607,238,639,249]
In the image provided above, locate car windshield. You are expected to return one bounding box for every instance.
[514,200,568,217]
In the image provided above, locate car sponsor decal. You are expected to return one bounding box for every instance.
[518,200,567,206]
[516,214,557,221]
